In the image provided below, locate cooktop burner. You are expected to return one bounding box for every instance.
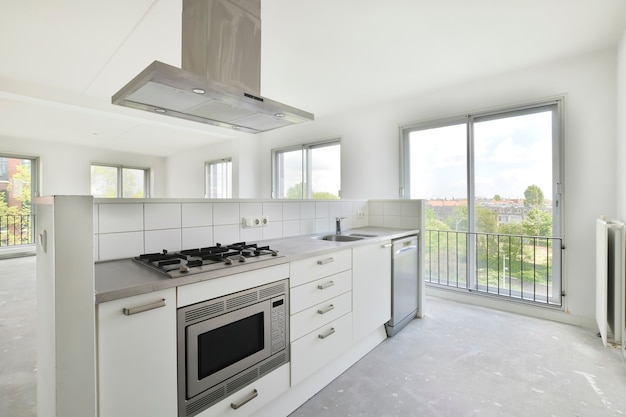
[133,242,281,278]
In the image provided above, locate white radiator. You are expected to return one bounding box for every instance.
[595,218,625,353]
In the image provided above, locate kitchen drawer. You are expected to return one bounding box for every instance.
[196,364,289,417]
[290,291,352,341]
[177,264,289,307]
[290,249,352,287]
[290,270,351,315]
[290,312,353,386]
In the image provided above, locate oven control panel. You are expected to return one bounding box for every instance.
[271,295,286,353]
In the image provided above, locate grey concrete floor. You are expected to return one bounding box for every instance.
[290,297,626,417]
[2,255,626,417]
[0,254,36,417]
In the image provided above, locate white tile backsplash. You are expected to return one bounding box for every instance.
[182,203,213,227]
[213,224,240,243]
[263,221,283,240]
[283,203,300,220]
[300,219,315,234]
[93,199,421,260]
[182,226,213,248]
[99,204,143,233]
[282,220,300,236]
[369,201,384,215]
[300,202,315,219]
[145,229,181,253]
[329,203,342,218]
[384,201,402,216]
[144,203,181,230]
[240,226,263,242]
[99,231,144,261]
[262,202,283,221]
[240,202,262,218]
[401,200,421,217]
[315,217,330,233]
[315,202,329,218]
[213,203,240,225]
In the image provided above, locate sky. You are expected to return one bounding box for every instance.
[409,110,553,201]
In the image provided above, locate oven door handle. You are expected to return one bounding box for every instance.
[230,389,258,410]
[122,298,166,316]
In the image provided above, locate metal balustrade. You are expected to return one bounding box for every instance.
[0,214,34,246]
[425,229,562,307]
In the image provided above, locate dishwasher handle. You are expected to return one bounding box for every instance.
[394,244,418,257]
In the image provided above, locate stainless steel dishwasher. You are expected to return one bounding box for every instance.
[385,234,419,337]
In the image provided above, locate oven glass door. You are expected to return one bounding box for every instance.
[186,300,271,398]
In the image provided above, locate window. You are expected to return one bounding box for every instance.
[205,159,232,198]
[0,155,37,246]
[401,99,563,306]
[272,140,341,199]
[0,158,8,181]
[90,164,149,198]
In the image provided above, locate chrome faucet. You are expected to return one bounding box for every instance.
[336,217,346,234]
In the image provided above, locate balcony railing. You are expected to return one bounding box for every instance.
[425,229,563,307]
[0,214,34,247]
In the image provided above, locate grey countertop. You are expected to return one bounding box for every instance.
[94,227,419,303]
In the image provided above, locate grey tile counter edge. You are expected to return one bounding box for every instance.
[94,227,419,304]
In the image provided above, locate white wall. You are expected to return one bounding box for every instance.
[0,135,167,197]
[259,48,618,325]
[166,135,263,198]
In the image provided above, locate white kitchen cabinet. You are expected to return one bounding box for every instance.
[290,291,352,341]
[290,313,353,386]
[289,269,351,315]
[289,248,351,286]
[289,250,353,386]
[196,364,290,417]
[97,287,177,417]
[352,240,392,342]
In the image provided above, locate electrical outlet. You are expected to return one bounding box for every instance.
[261,216,269,226]
[356,211,366,219]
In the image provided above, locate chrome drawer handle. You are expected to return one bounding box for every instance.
[122,298,166,316]
[317,304,335,315]
[317,257,334,265]
[318,327,336,339]
[230,389,258,409]
[317,280,335,290]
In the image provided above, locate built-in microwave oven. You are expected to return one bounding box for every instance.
[177,278,289,417]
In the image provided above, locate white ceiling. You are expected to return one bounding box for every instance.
[1,0,625,157]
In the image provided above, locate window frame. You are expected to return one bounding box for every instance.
[90,163,150,199]
[204,158,232,199]
[271,139,341,199]
[400,98,564,237]
[400,97,565,306]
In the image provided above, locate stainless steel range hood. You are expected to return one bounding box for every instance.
[112,0,313,133]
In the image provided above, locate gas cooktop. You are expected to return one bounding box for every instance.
[133,242,282,278]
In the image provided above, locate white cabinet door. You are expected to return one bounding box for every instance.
[196,364,290,417]
[97,288,177,417]
[352,241,392,342]
[290,313,353,386]
[290,249,352,286]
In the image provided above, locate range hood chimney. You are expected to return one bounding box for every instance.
[112,0,314,133]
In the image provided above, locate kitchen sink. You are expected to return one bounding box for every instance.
[316,234,364,242]
[348,233,377,238]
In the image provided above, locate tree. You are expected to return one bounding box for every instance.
[476,206,498,233]
[524,185,545,208]
[286,183,339,199]
[522,208,552,237]
[494,194,502,201]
